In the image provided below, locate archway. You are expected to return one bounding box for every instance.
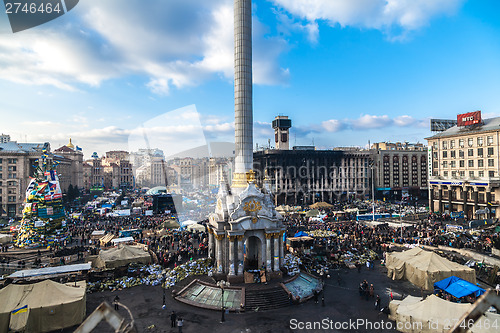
[244,236,261,270]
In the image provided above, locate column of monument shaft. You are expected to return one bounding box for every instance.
[234,0,253,175]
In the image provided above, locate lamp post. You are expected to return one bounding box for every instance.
[369,160,375,221]
[162,272,166,309]
[400,202,403,240]
[217,280,230,323]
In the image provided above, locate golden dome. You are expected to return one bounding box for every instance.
[67,138,75,149]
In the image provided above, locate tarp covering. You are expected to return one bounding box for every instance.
[111,237,134,244]
[8,263,91,279]
[99,233,115,245]
[389,295,500,333]
[0,280,86,333]
[434,276,485,299]
[95,244,151,269]
[294,231,309,237]
[385,247,476,290]
[0,234,12,245]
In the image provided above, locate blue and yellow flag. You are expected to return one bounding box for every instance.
[12,305,28,315]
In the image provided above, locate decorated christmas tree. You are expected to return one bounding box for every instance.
[15,149,66,248]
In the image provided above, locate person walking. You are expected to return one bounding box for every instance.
[170,311,177,328]
[177,317,184,333]
[113,295,120,311]
[375,295,381,310]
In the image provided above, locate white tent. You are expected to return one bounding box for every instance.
[180,220,197,227]
[385,247,476,290]
[186,224,206,233]
[390,295,500,333]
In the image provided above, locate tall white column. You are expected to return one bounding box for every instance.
[216,235,224,273]
[208,231,214,258]
[229,237,235,276]
[237,236,244,275]
[234,0,253,174]
[273,235,279,271]
[265,234,272,272]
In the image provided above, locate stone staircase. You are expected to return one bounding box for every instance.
[244,285,290,311]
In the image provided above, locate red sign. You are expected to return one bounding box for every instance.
[457,111,481,127]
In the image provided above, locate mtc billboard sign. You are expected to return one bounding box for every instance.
[457,111,481,127]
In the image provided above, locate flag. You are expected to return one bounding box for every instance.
[488,201,492,206]
[76,146,82,151]
[12,305,28,315]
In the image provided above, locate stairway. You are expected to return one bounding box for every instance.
[244,285,290,311]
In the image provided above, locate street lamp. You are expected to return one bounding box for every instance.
[217,280,230,323]
[162,271,166,309]
[369,160,375,221]
[400,202,403,240]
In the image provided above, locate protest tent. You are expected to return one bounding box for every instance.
[385,247,476,290]
[94,244,151,269]
[180,220,197,227]
[164,219,180,229]
[389,295,500,333]
[0,280,86,333]
[309,202,333,209]
[387,295,421,321]
[305,209,320,217]
[434,276,485,299]
[186,223,206,233]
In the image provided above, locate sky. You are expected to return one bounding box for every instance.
[1,0,500,159]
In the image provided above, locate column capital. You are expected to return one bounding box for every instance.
[228,235,237,241]
[214,234,225,241]
[236,235,245,241]
[265,232,274,239]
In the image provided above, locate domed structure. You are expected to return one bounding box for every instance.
[66,138,75,150]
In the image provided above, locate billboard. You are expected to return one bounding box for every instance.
[430,119,457,132]
[457,111,481,127]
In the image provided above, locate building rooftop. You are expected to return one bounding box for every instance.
[426,116,500,139]
[0,141,49,153]
[54,145,75,153]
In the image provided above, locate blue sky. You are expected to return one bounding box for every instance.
[0,0,499,158]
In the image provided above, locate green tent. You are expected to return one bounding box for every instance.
[164,219,180,229]
[305,209,319,217]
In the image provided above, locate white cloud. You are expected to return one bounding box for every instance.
[393,115,416,126]
[322,119,345,132]
[0,0,290,94]
[274,7,319,44]
[272,0,464,38]
[352,114,392,129]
